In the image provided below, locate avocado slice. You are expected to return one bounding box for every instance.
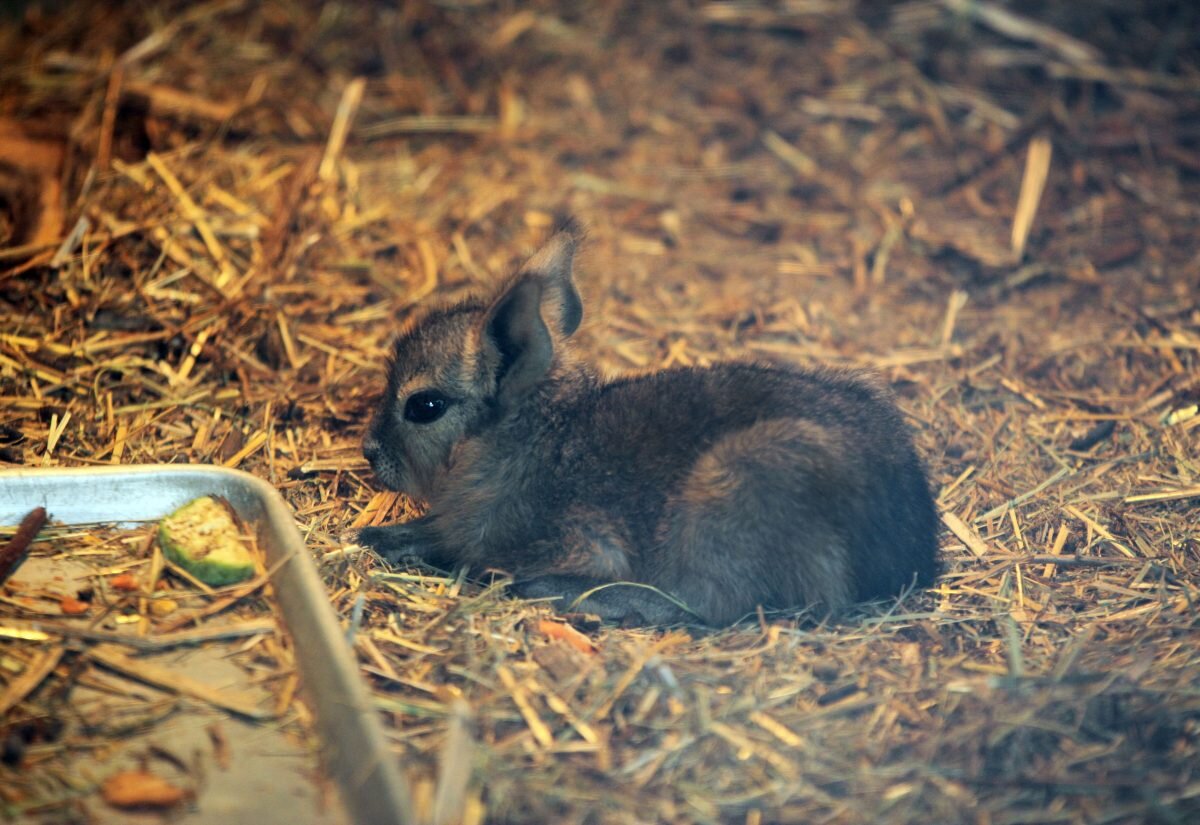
[158,496,256,586]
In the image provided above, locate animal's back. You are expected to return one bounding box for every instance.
[551,363,940,618]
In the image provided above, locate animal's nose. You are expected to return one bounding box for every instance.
[362,434,381,465]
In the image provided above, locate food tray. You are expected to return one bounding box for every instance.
[0,464,414,825]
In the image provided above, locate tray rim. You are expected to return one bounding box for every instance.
[0,463,415,825]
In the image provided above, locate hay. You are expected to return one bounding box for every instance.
[2,1,1199,822]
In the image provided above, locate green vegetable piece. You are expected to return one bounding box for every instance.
[158,496,256,586]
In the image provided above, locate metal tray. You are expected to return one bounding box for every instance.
[0,464,414,825]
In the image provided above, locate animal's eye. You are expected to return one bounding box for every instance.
[403,390,449,424]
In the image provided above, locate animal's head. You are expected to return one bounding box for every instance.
[363,221,584,498]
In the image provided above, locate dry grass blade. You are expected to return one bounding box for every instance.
[432,698,476,825]
[319,77,367,183]
[0,646,63,716]
[89,644,276,720]
[1,617,277,651]
[1011,135,1053,257]
[939,0,1103,64]
[941,509,990,558]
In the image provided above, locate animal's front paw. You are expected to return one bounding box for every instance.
[353,523,436,566]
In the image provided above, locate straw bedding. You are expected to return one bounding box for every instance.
[1,2,1198,822]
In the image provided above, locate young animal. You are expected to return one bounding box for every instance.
[357,220,940,626]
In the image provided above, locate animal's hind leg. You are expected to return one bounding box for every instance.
[511,509,698,625]
[510,575,698,625]
[652,417,857,626]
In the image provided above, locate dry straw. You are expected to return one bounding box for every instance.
[1,1,1198,822]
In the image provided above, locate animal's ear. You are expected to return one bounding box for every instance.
[483,275,554,407]
[517,219,583,338]
[479,220,586,407]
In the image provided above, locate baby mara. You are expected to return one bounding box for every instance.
[357,220,940,626]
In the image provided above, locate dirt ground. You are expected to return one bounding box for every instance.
[2,1,1199,823]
